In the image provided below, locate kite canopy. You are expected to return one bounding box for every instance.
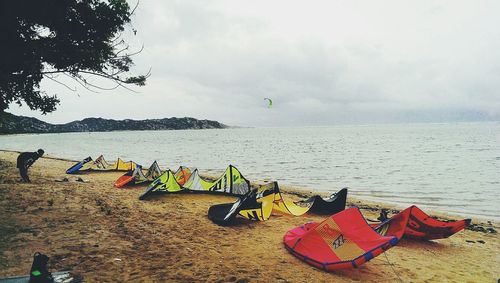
[66,155,137,174]
[139,165,251,200]
[240,182,348,219]
[255,182,311,217]
[182,165,251,195]
[114,161,162,188]
[181,169,214,191]
[114,170,135,188]
[208,189,261,226]
[264,97,272,108]
[208,182,302,225]
[189,165,251,195]
[207,187,279,225]
[66,156,92,174]
[208,182,348,225]
[373,205,471,240]
[139,169,184,200]
[299,188,348,215]
[231,185,275,222]
[174,166,192,185]
[284,207,398,271]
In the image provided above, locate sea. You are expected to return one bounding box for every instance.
[1,122,499,220]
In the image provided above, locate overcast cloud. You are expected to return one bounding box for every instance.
[9,0,500,126]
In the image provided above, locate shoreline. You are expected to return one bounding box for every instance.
[0,150,498,282]
[3,139,496,222]
[262,180,500,223]
[248,179,499,228]
[2,149,499,229]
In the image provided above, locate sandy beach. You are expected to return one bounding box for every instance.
[0,150,498,282]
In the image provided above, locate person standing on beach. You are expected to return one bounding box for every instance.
[17,149,44,183]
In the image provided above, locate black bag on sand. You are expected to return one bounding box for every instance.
[29,252,53,283]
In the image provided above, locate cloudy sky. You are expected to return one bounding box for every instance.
[9,0,500,126]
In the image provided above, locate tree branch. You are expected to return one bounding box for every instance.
[63,73,99,94]
[75,74,121,91]
[113,44,144,58]
[43,74,77,92]
[130,0,140,16]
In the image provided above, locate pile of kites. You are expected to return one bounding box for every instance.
[66,156,471,273]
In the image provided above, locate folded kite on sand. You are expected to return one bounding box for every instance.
[65,156,92,174]
[208,187,274,225]
[139,165,251,200]
[373,205,471,240]
[252,182,311,217]
[208,189,262,225]
[297,188,348,215]
[66,155,137,174]
[182,166,250,195]
[284,205,471,272]
[139,168,185,199]
[174,166,192,185]
[208,182,348,225]
[254,183,347,217]
[284,207,399,271]
[114,161,162,188]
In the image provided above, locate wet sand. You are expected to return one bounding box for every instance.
[0,150,498,282]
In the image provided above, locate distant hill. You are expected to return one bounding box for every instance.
[0,112,228,134]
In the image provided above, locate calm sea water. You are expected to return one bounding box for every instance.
[1,122,499,220]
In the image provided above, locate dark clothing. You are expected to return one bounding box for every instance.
[20,166,30,182]
[29,252,53,283]
[17,152,41,182]
[17,152,40,168]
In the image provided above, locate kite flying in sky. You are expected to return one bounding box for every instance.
[264,98,272,108]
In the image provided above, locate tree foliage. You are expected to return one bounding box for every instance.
[0,0,148,114]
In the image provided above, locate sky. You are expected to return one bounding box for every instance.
[8,0,500,127]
